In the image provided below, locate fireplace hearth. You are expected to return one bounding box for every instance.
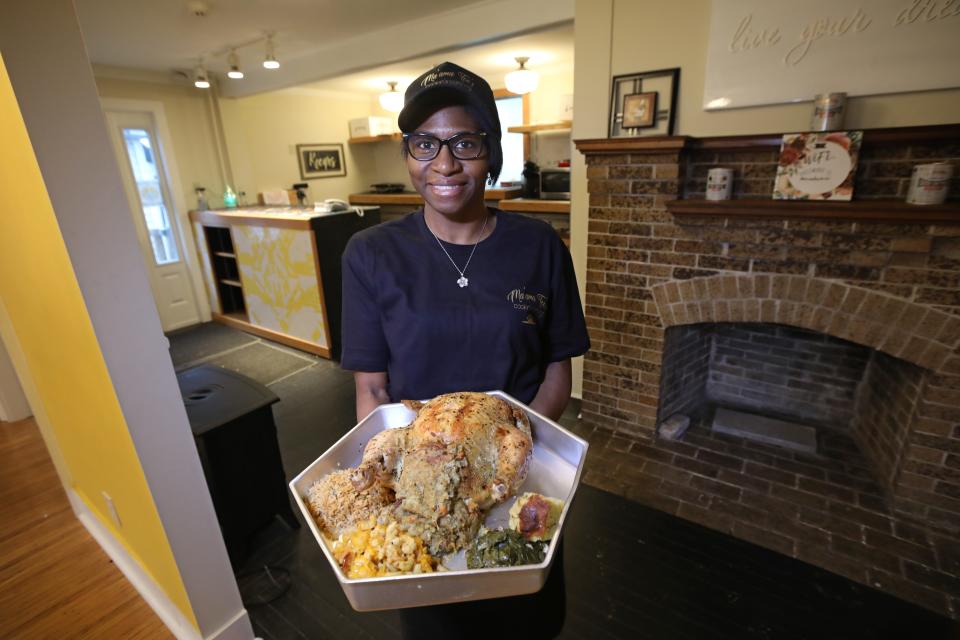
[574,125,960,617]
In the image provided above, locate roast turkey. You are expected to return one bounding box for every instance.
[350,392,533,554]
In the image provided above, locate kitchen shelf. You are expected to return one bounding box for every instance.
[347,133,403,144]
[507,121,572,134]
[665,198,960,224]
[498,198,570,214]
[201,226,246,316]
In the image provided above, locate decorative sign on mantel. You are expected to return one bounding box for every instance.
[773,131,862,201]
[704,0,960,110]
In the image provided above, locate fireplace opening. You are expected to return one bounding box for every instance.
[657,322,928,499]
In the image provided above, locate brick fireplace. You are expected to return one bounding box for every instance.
[574,125,960,617]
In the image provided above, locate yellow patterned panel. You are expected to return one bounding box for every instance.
[232,224,327,348]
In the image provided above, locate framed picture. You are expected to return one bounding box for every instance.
[608,68,680,138]
[296,143,346,180]
[621,92,658,129]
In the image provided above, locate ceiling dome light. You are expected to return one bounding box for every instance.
[378,81,403,113]
[193,65,210,89]
[227,50,244,79]
[263,36,280,69]
[504,56,539,95]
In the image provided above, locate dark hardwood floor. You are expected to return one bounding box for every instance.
[169,322,958,640]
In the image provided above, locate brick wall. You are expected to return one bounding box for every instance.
[657,324,711,422]
[708,324,870,427]
[577,126,960,618]
[854,352,926,491]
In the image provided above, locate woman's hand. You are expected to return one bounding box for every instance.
[354,371,390,422]
[529,359,572,422]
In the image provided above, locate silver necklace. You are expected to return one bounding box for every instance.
[428,214,489,288]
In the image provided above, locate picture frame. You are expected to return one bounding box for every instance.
[296,143,346,180]
[621,91,658,129]
[608,68,680,138]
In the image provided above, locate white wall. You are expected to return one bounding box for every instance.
[218,88,376,202]
[95,71,227,210]
[0,334,30,422]
[608,0,960,136]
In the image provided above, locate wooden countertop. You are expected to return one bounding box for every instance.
[350,186,522,206]
[189,206,375,230]
[498,198,570,214]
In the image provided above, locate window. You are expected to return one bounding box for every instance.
[121,128,179,264]
[495,95,524,186]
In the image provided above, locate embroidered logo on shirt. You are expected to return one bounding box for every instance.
[508,288,548,326]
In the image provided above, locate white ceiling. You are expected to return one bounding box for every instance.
[76,0,575,97]
[298,24,575,97]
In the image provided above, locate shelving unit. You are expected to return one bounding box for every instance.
[203,226,246,316]
[347,133,402,144]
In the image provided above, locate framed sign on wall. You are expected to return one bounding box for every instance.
[296,143,346,180]
[703,0,960,110]
[608,67,680,138]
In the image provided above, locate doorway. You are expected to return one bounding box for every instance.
[104,105,204,331]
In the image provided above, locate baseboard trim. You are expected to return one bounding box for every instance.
[68,489,252,640]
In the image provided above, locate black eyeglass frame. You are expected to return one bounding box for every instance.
[402,131,488,161]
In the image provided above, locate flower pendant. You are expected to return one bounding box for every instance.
[457,276,469,288]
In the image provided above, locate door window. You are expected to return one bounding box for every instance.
[121,128,179,265]
[495,96,524,186]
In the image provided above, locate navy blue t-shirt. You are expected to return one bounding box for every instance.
[340,209,590,404]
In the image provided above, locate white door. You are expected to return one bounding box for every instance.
[105,110,201,331]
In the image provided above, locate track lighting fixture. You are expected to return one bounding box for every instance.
[263,35,280,69]
[227,50,244,79]
[193,65,210,89]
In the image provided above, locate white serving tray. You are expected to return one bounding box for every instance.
[288,390,588,611]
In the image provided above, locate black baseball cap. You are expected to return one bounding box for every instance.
[398,61,501,140]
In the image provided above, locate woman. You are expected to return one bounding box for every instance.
[341,61,589,422]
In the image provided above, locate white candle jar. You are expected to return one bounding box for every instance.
[906,163,953,205]
[706,168,734,201]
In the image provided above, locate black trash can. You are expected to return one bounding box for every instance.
[177,364,299,570]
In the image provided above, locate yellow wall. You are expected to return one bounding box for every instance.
[95,73,226,211]
[0,57,197,629]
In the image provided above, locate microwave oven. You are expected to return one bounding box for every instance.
[539,168,570,200]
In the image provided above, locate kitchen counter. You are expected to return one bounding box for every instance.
[497,198,570,214]
[188,206,379,359]
[189,205,376,230]
[349,186,522,207]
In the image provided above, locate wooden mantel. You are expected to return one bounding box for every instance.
[575,123,960,225]
[666,198,960,225]
[574,123,960,154]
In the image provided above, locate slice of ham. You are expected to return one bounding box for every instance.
[518,494,551,539]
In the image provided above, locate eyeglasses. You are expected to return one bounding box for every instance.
[403,132,487,161]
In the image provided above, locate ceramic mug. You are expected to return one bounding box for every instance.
[706,168,734,201]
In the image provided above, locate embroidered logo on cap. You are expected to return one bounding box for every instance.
[420,69,475,90]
